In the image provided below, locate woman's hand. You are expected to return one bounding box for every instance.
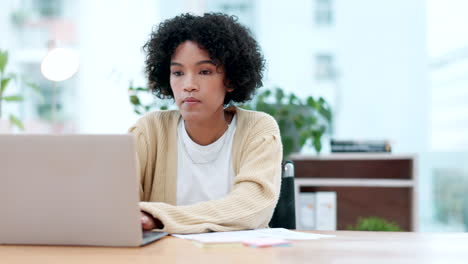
[141,211,163,230]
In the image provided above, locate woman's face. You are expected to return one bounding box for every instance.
[170,41,230,123]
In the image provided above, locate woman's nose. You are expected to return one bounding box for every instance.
[183,75,199,92]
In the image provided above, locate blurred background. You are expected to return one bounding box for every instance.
[1,0,467,232]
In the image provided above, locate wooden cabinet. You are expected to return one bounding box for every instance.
[291,153,418,231]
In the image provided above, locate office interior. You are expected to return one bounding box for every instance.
[1,0,467,233]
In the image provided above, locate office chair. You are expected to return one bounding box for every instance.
[269,160,296,229]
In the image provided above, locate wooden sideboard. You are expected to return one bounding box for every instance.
[291,153,417,231]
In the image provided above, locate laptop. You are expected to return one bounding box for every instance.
[0,134,167,247]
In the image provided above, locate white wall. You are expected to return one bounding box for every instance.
[0,1,17,48]
[334,0,429,153]
[427,0,468,57]
[428,0,468,151]
[257,0,316,99]
[76,0,429,152]
[258,0,429,153]
[77,0,160,133]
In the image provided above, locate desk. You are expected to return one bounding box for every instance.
[1,231,467,264]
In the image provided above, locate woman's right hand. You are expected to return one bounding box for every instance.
[141,211,157,230]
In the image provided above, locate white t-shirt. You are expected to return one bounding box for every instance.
[176,115,237,206]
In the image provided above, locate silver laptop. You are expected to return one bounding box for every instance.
[0,134,167,247]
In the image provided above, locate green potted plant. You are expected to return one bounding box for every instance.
[347,216,403,231]
[242,87,332,158]
[128,85,332,158]
[0,49,41,132]
[0,50,25,131]
[128,82,169,115]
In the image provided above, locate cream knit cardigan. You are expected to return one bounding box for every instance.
[128,106,283,234]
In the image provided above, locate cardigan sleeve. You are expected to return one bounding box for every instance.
[139,115,283,234]
[128,125,149,201]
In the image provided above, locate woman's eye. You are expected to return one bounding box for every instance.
[200,70,212,75]
[172,71,183,76]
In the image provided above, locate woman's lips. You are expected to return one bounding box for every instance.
[183,97,201,105]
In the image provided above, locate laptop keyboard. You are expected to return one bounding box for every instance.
[143,231,158,239]
[142,231,168,246]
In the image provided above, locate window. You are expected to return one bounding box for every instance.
[205,0,256,32]
[315,53,335,81]
[430,46,468,151]
[34,0,62,17]
[315,0,333,26]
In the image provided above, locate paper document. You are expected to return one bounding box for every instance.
[172,228,335,243]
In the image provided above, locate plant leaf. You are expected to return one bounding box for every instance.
[129,95,141,105]
[320,107,332,123]
[24,81,45,103]
[1,77,12,94]
[9,114,24,130]
[0,50,8,73]
[293,115,304,129]
[25,81,41,93]
[313,136,322,154]
[2,95,23,102]
[299,131,309,148]
[275,88,284,103]
[347,217,402,231]
[241,104,251,110]
[288,94,298,105]
[306,97,316,107]
[282,136,294,158]
[306,116,317,125]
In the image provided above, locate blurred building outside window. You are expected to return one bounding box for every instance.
[315,0,333,26]
[315,53,336,81]
[4,0,79,133]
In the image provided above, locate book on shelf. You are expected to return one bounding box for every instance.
[315,192,337,230]
[330,139,392,153]
[298,192,337,231]
[299,193,316,230]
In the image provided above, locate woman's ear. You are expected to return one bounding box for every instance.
[225,82,234,93]
[223,77,233,93]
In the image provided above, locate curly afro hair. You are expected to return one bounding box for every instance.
[143,13,265,105]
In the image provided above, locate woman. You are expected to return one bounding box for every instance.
[129,13,282,234]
